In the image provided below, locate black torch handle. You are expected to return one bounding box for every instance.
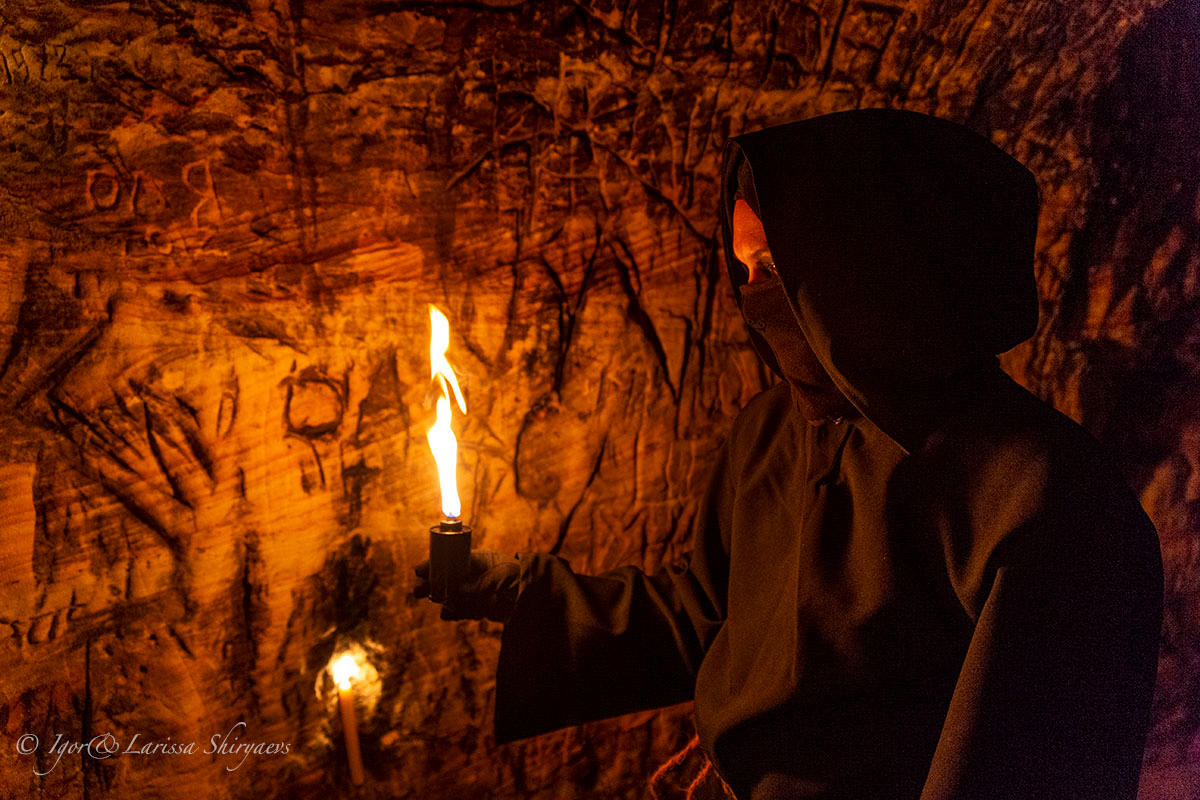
[429,523,472,605]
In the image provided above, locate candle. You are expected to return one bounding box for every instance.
[426,306,472,603]
[331,653,365,786]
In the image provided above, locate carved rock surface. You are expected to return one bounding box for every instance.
[0,1,1196,798]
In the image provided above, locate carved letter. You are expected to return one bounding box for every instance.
[85,169,121,211]
[182,159,221,229]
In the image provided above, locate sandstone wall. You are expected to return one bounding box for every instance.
[0,1,1196,798]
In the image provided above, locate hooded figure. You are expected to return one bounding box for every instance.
[417,110,1163,800]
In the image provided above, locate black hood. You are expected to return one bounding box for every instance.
[720,109,1041,451]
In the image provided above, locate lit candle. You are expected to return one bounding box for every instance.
[331,653,365,786]
[426,306,472,603]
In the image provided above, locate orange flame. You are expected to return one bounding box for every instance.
[330,652,361,691]
[427,306,465,519]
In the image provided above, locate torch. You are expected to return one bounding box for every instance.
[426,306,471,605]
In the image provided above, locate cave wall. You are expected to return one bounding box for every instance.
[0,0,1196,798]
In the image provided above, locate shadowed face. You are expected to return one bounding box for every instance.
[729,195,855,425]
[731,198,778,284]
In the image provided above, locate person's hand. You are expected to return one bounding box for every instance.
[413,550,521,622]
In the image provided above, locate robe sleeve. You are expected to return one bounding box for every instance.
[920,482,1163,799]
[494,443,734,743]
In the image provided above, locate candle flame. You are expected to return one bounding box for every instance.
[427,306,465,520]
[331,653,360,691]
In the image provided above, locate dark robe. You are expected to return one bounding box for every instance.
[494,110,1163,800]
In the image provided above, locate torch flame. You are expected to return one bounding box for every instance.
[427,306,465,520]
[429,307,466,414]
[331,653,360,691]
[428,394,461,519]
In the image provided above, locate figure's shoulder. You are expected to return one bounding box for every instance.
[720,384,802,471]
[729,383,794,437]
[741,381,793,414]
[904,371,1155,552]
[905,374,1159,615]
[918,375,1107,492]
